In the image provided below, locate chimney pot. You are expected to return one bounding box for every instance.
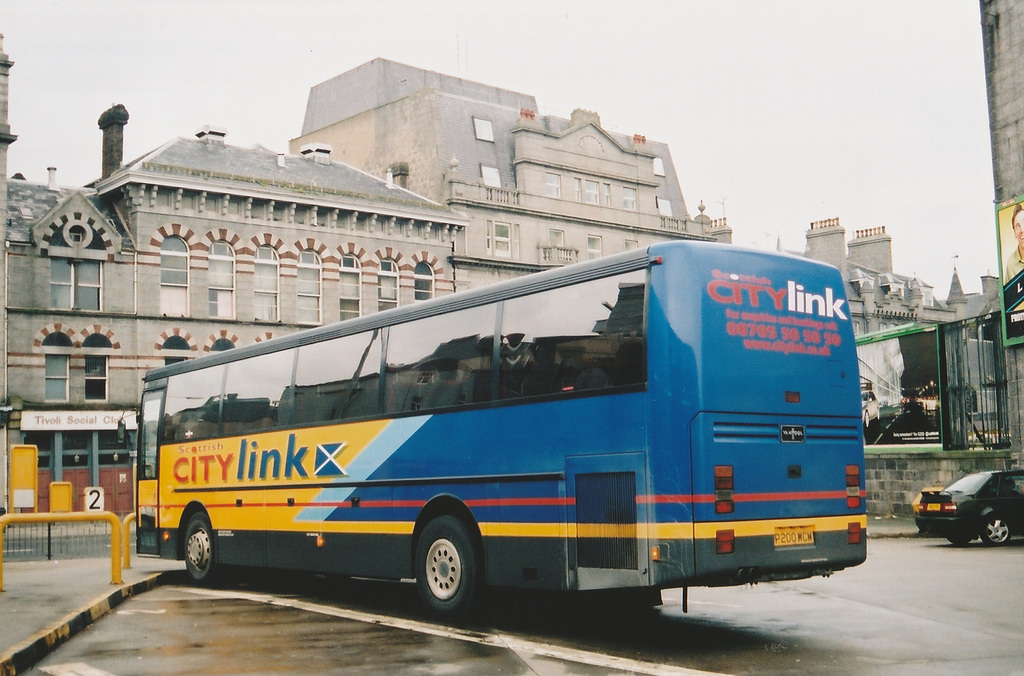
[47,166,57,191]
[97,104,129,180]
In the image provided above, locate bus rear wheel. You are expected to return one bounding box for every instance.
[184,512,217,585]
[415,516,480,620]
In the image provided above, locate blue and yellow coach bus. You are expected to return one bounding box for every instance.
[136,240,866,618]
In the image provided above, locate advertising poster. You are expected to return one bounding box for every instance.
[857,328,940,446]
[995,196,1024,345]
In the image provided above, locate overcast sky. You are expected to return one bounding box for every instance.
[1,0,996,296]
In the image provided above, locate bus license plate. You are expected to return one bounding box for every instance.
[774,526,815,547]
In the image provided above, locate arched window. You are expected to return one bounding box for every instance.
[339,254,361,321]
[253,245,278,321]
[82,333,112,401]
[297,250,321,324]
[42,332,72,401]
[208,241,234,319]
[160,237,189,316]
[162,335,191,365]
[211,338,235,352]
[414,262,434,301]
[378,258,398,311]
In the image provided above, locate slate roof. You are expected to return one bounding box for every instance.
[5,178,126,247]
[301,58,691,220]
[107,133,460,219]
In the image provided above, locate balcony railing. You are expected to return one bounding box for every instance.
[539,245,579,265]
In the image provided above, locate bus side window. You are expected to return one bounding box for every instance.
[163,365,227,444]
[295,330,383,425]
[499,272,646,400]
[384,305,495,413]
[222,348,295,436]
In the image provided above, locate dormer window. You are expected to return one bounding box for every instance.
[473,117,494,142]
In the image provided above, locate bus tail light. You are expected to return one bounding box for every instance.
[715,465,734,514]
[716,530,735,555]
[846,465,861,509]
[847,522,863,545]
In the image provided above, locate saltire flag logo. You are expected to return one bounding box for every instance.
[315,442,348,477]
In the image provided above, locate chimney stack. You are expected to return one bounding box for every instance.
[47,166,57,191]
[97,104,129,180]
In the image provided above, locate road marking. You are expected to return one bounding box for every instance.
[40,664,116,676]
[116,608,167,615]
[181,587,728,676]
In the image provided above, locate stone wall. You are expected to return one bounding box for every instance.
[865,450,1016,516]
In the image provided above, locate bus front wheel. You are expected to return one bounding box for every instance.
[415,516,480,620]
[184,512,217,585]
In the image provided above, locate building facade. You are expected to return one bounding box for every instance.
[981,0,1024,466]
[289,59,731,290]
[1,96,466,512]
[802,218,999,335]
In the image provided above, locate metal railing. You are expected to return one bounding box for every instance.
[0,512,133,591]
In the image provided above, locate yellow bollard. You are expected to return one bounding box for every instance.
[0,511,122,591]
[122,512,136,570]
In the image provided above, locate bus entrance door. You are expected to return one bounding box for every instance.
[566,453,648,591]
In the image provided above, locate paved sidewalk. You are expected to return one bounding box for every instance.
[0,556,184,675]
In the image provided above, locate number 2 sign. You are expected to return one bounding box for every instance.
[84,486,105,511]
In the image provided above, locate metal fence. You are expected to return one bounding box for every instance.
[1,520,128,561]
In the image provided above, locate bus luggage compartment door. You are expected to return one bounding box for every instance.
[566,453,648,590]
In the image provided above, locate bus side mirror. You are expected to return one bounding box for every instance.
[117,418,127,443]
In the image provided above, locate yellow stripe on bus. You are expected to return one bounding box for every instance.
[693,514,867,539]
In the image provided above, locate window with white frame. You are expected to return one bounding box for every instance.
[583,179,600,204]
[414,262,434,301]
[481,165,501,188]
[549,229,565,247]
[82,333,111,401]
[378,258,399,311]
[50,258,101,311]
[545,173,561,198]
[622,187,637,211]
[656,196,673,217]
[297,250,322,324]
[487,221,519,258]
[208,241,234,319]
[574,178,583,201]
[653,157,665,176]
[253,246,279,321]
[339,254,361,321]
[473,117,494,142]
[42,332,72,402]
[602,183,611,206]
[160,237,189,316]
[587,235,603,260]
[624,238,639,251]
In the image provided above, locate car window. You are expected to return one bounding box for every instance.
[998,474,1024,498]
[945,473,990,496]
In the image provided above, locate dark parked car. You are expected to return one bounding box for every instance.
[916,470,1024,546]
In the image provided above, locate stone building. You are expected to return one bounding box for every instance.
[289,59,731,290]
[0,89,465,511]
[980,0,1024,466]
[802,218,999,335]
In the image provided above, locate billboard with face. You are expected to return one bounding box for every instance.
[996,196,1024,345]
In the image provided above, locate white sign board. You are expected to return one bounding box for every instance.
[20,410,137,432]
[84,486,105,512]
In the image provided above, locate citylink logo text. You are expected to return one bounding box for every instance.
[706,271,848,320]
[172,434,309,484]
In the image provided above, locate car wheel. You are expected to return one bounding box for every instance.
[184,512,218,584]
[980,515,1011,546]
[415,516,480,620]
